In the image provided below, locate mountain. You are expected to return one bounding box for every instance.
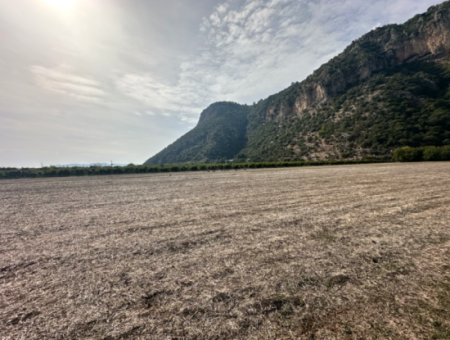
[145,102,250,164]
[55,163,127,168]
[145,1,450,164]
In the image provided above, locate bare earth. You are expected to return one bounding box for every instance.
[1,163,450,340]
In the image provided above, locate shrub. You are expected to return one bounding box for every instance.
[423,147,442,161]
[318,126,330,137]
[393,147,424,162]
[393,146,450,162]
[440,146,450,161]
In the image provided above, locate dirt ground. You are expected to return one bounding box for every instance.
[1,163,450,340]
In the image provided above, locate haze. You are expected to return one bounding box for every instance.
[0,0,443,167]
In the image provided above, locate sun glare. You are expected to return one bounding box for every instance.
[44,0,77,10]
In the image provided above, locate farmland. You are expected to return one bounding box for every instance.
[1,163,450,339]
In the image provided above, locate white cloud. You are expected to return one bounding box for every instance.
[181,116,198,124]
[1,0,444,167]
[31,65,106,103]
[115,0,440,123]
[114,72,206,119]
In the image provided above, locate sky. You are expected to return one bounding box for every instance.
[0,0,444,167]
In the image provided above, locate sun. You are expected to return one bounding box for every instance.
[44,0,77,9]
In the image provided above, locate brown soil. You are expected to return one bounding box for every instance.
[1,163,450,339]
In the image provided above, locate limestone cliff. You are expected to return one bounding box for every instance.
[261,1,450,122]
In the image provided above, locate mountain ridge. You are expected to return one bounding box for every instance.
[145,1,450,165]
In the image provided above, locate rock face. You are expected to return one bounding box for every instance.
[262,1,450,122]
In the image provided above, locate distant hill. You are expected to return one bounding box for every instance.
[55,163,127,168]
[145,1,450,164]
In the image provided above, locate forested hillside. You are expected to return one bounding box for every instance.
[236,61,450,161]
[145,102,250,165]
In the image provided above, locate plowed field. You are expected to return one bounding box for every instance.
[1,163,450,339]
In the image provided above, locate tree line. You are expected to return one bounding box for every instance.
[393,146,450,162]
[2,147,449,180]
[0,159,387,180]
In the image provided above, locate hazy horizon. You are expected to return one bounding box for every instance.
[0,0,444,168]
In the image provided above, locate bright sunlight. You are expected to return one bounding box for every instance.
[44,0,77,10]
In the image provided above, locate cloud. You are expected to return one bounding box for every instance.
[22,2,448,126]
[1,0,443,167]
[114,0,440,123]
[31,65,106,103]
[181,116,198,124]
[114,72,206,119]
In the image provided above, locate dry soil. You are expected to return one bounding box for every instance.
[1,163,450,339]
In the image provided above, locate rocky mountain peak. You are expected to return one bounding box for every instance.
[260,1,450,122]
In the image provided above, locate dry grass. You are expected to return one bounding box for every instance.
[1,163,450,340]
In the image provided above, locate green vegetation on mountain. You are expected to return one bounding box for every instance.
[393,145,450,161]
[145,102,250,165]
[144,1,450,164]
[237,61,450,161]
